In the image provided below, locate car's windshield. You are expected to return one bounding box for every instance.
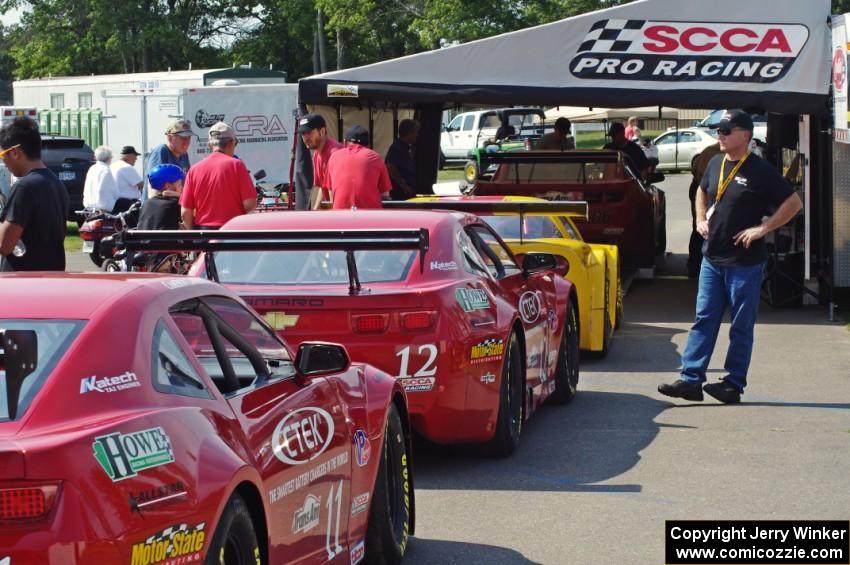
[211,250,417,285]
[492,160,626,183]
[482,215,568,240]
[0,320,85,421]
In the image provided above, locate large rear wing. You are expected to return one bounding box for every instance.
[384,200,588,219]
[117,228,430,295]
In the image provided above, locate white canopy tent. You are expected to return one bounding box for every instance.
[543,106,679,122]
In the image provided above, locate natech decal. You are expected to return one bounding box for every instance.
[470,338,505,364]
[272,407,334,465]
[130,522,205,565]
[92,427,174,482]
[292,494,322,534]
[431,260,458,271]
[80,371,141,394]
[456,288,490,312]
[519,291,542,324]
[570,19,809,82]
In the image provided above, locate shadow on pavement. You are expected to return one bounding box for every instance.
[582,323,684,374]
[413,391,682,493]
[405,538,542,565]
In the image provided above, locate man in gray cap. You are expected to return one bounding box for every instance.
[297,112,342,209]
[144,118,193,203]
[179,122,256,229]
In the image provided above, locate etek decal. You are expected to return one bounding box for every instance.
[129,481,187,517]
[350,539,365,565]
[354,430,371,467]
[456,288,490,312]
[351,492,369,516]
[399,376,435,392]
[272,407,334,465]
[519,291,542,324]
[292,493,322,534]
[80,371,140,394]
[92,427,174,482]
[130,522,205,565]
[470,338,505,364]
[570,19,809,82]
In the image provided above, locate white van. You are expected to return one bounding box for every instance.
[0,106,38,128]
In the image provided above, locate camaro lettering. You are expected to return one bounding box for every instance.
[80,371,141,394]
[272,407,334,465]
[92,427,174,481]
[130,522,205,565]
[244,297,325,308]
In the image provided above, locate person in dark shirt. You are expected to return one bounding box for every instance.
[138,164,184,231]
[603,121,650,179]
[385,119,419,200]
[658,110,803,405]
[0,117,69,271]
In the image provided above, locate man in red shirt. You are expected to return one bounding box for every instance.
[327,125,391,210]
[180,122,257,229]
[297,113,343,209]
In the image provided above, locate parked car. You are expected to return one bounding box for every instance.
[651,127,718,171]
[391,196,622,356]
[695,109,767,142]
[472,150,666,269]
[120,212,580,456]
[42,134,95,219]
[0,273,413,564]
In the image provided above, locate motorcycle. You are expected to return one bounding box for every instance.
[76,201,141,267]
[253,169,290,211]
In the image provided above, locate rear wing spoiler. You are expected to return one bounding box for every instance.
[483,150,622,164]
[117,228,430,295]
[384,200,588,220]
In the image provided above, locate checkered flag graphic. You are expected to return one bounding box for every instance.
[145,522,188,543]
[577,19,646,53]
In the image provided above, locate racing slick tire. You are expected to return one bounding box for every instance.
[365,404,412,565]
[205,493,261,565]
[487,331,523,456]
[548,303,580,405]
[464,160,480,184]
[101,259,121,272]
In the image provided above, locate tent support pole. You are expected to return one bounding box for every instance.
[336,104,343,142]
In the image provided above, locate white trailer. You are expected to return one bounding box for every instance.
[102,83,299,185]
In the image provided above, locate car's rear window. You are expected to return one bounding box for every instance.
[483,215,568,240]
[493,160,627,183]
[212,250,417,285]
[0,320,85,421]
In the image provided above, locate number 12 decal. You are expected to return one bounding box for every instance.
[396,344,438,378]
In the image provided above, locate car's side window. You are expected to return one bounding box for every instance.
[655,133,676,145]
[467,225,522,279]
[151,320,213,399]
[462,114,476,131]
[448,115,462,132]
[458,228,490,277]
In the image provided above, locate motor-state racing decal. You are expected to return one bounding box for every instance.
[470,338,505,364]
[570,19,809,82]
[130,521,206,565]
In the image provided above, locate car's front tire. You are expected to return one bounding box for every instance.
[365,404,412,565]
[487,331,523,456]
[205,493,261,565]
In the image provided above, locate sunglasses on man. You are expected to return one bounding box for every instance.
[716,128,747,136]
[0,144,21,158]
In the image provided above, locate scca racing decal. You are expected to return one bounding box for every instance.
[272,407,334,465]
[570,19,809,83]
[130,521,205,565]
[399,376,435,392]
[470,338,505,364]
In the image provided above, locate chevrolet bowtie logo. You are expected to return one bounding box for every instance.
[265,311,300,330]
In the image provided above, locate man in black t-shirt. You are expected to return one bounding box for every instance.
[658,110,802,404]
[138,164,184,231]
[0,118,68,271]
[603,121,650,179]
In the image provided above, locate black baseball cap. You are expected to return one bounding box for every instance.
[608,122,625,136]
[713,110,754,131]
[120,145,141,156]
[296,113,326,133]
[344,124,370,146]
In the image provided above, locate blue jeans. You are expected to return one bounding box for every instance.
[680,258,765,391]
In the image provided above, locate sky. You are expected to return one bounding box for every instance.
[1,8,22,26]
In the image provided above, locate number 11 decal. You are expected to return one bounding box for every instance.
[325,479,343,559]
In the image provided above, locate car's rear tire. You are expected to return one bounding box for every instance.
[487,331,523,456]
[101,259,121,272]
[464,160,480,184]
[365,404,412,565]
[89,249,104,267]
[204,493,261,565]
[549,304,580,405]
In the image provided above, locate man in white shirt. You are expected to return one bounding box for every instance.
[82,146,118,212]
[110,145,143,212]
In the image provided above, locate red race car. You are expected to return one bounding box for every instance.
[121,210,580,457]
[0,273,413,565]
[472,150,667,269]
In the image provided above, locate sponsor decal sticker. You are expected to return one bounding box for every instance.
[272,407,334,465]
[244,296,324,308]
[194,109,225,129]
[327,84,359,98]
[92,427,174,482]
[80,371,141,394]
[265,311,300,330]
[351,492,370,516]
[548,310,557,332]
[399,376,435,392]
[354,430,371,467]
[834,47,846,91]
[519,291,542,324]
[130,522,205,565]
[470,338,505,364]
[350,539,365,565]
[480,372,496,384]
[456,288,490,312]
[570,19,809,83]
[292,494,322,534]
[268,451,349,504]
[430,260,458,271]
[129,481,187,517]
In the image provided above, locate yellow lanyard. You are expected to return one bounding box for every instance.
[716,152,750,203]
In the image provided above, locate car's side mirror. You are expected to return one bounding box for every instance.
[522,252,557,277]
[648,172,665,184]
[1,329,38,420]
[440,123,447,132]
[295,342,350,384]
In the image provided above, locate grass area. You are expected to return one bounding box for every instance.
[437,166,466,183]
[65,222,81,252]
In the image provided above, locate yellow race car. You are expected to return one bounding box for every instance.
[392,196,622,355]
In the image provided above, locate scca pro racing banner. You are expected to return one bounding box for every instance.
[571,20,809,83]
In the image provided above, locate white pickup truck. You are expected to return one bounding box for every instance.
[440,107,545,164]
